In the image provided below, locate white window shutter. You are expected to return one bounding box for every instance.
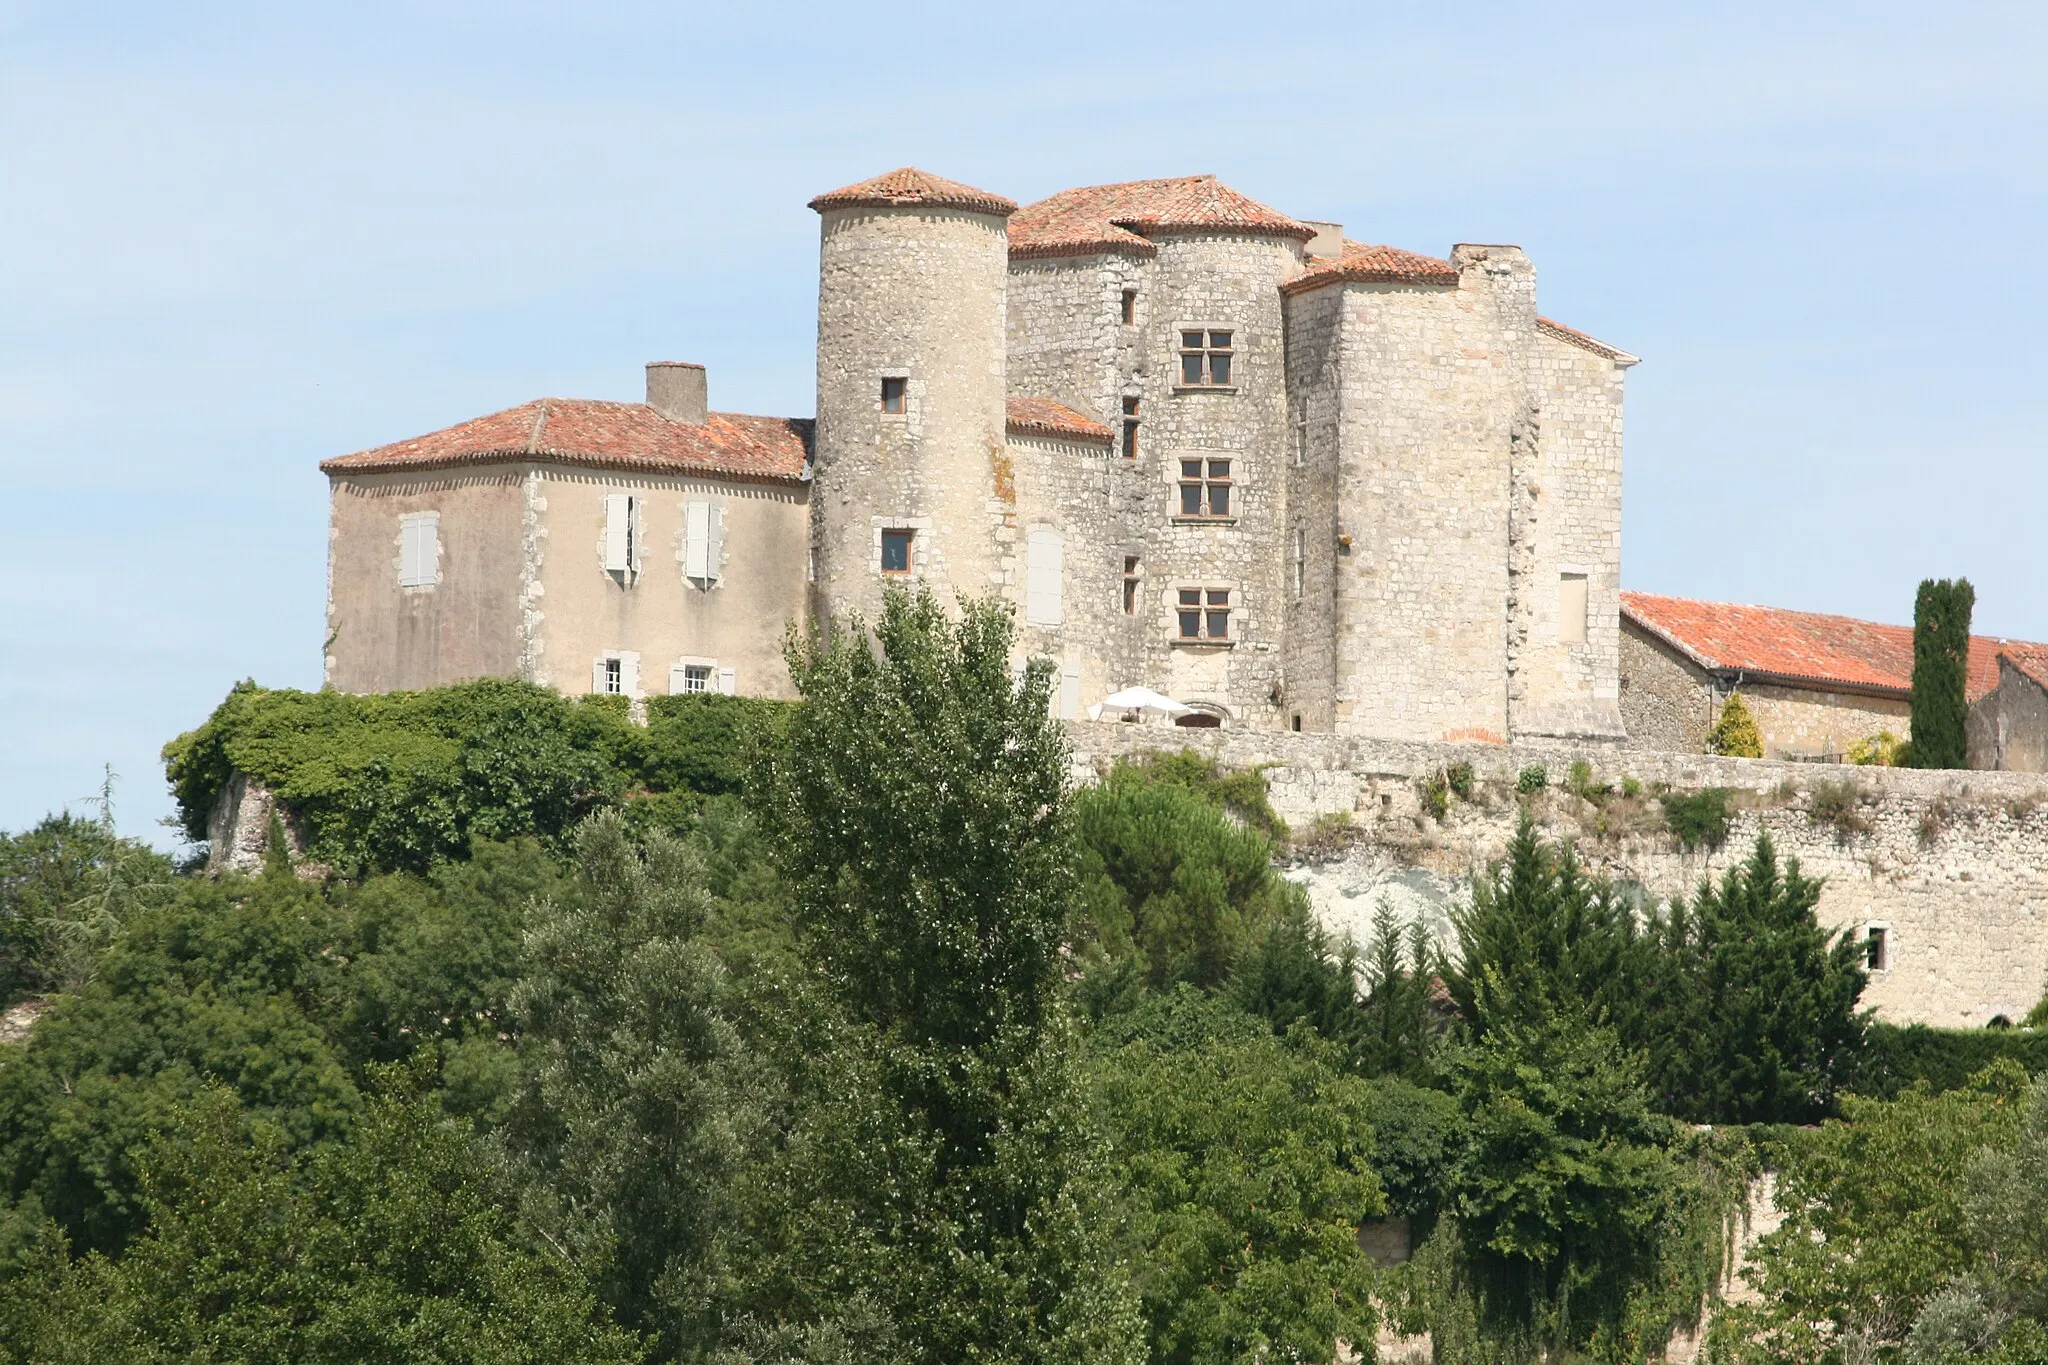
[399,513,438,587]
[399,519,419,585]
[1060,668,1080,720]
[592,657,610,694]
[669,663,690,695]
[619,652,640,697]
[706,503,725,583]
[603,494,631,572]
[1026,530,1063,626]
[684,500,710,580]
[717,667,736,696]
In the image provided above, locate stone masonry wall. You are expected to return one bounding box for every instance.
[1282,282,1344,732]
[1066,722,2048,1028]
[1327,275,1512,743]
[1516,328,1627,740]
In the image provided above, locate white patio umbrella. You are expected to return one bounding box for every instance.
[1087,687,1194,722]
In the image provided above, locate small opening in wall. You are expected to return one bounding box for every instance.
[880,376,906,414]
[1123,555,1141,615]
[881,529,913,574]
[1866,925,1889,972]
[1120,289,1136,325]
[1292,714,1302,732]
[1121,397,1140,460]
[603,658,624,695]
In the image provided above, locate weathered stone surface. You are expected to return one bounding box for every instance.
[1068,723,2048,1027]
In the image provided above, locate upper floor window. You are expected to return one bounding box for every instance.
[1176,587,1231,642]
[1121,397,1140,460]
[1293,527,1306,600]
[684,499,725,586]
[603,494,642,579]
[398,512,439,588]
[881,528,914,574]
[880,376,907,414]
[1178,458,1232,518]
[1123,555,1141,615]
[1179,329,1234,386]
[1120,289,1137,325]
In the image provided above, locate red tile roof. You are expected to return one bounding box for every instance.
[1010,176,1315,259]
[1005,396,1111,445]
[1537,316,1639,365]
[320,399,811,484]
[1279,239,1460,294]
[1621,591,2033,702]
[2000,645,2048,693]
[808,167,1016,217]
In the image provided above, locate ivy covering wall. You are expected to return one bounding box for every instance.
[161,680,788,876]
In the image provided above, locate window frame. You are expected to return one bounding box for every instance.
[1175,456,1234,520]
[1559,570,1590,646]
[1293,526,1306,600]
[880,375,908,415]
[398,511,440,589]
[1173,585,1234,645]
[1122,555,1141,616]
[880,528,915,575]
[1119,288,1137,325]
[1121,396,1140,460]
[1175,327,1236,389]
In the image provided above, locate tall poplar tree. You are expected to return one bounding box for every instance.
[1910,577,1975,770]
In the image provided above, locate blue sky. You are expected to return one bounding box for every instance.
[3,1,2044,845]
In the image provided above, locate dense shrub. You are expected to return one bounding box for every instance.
[1707,692,1764,758]
[1855,1022,2048,1099]
[162,680,787,875]
[1662,787,1734,851]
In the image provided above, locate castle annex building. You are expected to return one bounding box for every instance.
[322,167,1639,742]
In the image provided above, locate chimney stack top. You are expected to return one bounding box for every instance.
[646,362,708,425]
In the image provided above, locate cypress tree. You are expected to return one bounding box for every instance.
[1910,577,1975,769]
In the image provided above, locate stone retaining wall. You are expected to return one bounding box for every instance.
[1066,723,2048,1027]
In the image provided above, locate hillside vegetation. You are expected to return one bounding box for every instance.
[3,587,2047,1364]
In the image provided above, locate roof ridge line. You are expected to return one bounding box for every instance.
[525,399,550,456]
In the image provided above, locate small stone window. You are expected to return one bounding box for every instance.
[1123,555,1141,615]
[1866,924,1890,972]
[881,528,914,574]
[1293,527,1306,600]
[1120,289,1137,325]
[603,659,624,694]
[1121,397,1140,460]
[1176,587,1231,642]
[1178,458,1232,518]
[880,376,907,414]
[1179,329,1234,386]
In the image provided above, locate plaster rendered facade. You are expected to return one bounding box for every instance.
[322,167,1638,738]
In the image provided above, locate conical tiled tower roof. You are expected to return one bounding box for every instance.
[808,167,1017,216]
[1010,175,1315,257]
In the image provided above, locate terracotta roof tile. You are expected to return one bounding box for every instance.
[1010,176,1314,259]
[808,167,1015,217]
[321,399,811,484]
[1620,591,2031,702]
[2000,645,2048,692]
[1537,316,1640,366]
[1005,396,1111,444]
[1280,239,1459,294]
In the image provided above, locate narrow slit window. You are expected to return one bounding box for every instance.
[1178,458,1232,518]
[1123,555,1141,615]
[1121,397,1140,460]
[1178,329,1234,386]
[1120,289,1136,325]
[1866,926,1889,971]
[881,528,913,574]
[1293,527,1306,599]
[880,376,907,414]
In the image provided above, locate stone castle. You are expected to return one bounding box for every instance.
[322,167,1639,744]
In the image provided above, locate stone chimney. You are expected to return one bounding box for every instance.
[1301,221,1345,260]
[646,361,708,424]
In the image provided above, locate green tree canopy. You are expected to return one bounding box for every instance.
[1910,577,1976,770]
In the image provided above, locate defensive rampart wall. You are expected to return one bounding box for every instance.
[1066,724,2048,1028]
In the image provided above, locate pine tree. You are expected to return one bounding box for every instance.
[1707,692,1764,758]
[1910,577,1975,769]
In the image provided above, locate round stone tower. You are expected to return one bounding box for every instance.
[807,167,1016,630]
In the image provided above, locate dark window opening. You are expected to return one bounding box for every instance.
[1120,289,1136,325]
[1121,396,1140,459]
[880,376,907,414]
[1176,587,1230,641]
[881,529,913,574]
[1123,555,1141,615]
[1175,711,1222,728]
[1179,329,1234,386]
[1866,926,1889,971]
[1292,714,1302,732]
[1178,458,1232,518]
